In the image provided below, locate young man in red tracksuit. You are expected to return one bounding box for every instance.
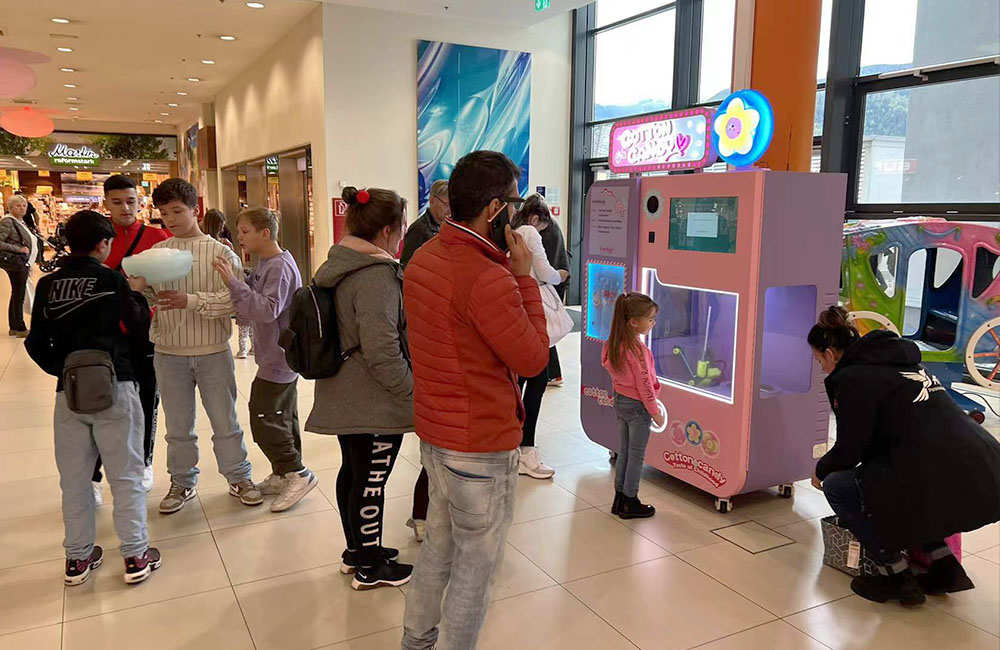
[401,151,549,650]
[91,175,172,500]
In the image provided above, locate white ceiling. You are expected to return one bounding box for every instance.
[0,0,321,128]
[0,0,584,132]
[318,0,590,25]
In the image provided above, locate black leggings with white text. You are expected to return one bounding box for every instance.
[336,434,403,566]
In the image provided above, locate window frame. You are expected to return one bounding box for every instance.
[569,0,729,302]
[822,0,999,222]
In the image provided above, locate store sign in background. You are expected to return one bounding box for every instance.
[48,143,101,167]
[609,108,715,174]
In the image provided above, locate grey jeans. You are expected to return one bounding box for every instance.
[55,381,148,559]
[614,394,651,499]
[154,351,252,488]
[402,442,520,650]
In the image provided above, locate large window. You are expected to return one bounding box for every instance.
[858,77,1000,205]
[585,0,736,159]
[699,0,736,103]
[594,9,676,121]
[822,0,999,219]
[860,0,999,75]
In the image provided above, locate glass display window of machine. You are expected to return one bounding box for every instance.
[643,269,738,404]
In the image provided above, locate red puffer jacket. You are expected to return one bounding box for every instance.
[404,220,549,453]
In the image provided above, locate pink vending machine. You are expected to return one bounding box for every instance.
[580,91,847,512]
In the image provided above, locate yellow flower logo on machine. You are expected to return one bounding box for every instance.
[714,98,760,157]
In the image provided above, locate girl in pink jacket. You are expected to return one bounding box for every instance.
[602,292,663,519]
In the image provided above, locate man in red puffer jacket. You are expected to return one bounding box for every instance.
[401,151,549,650]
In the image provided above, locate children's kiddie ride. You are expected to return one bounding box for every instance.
[841,218,1000,423]
[580,90,848,513]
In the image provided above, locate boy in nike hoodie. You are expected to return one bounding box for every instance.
[26,210,162,587]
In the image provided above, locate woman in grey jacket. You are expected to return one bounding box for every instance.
[306,186,414,591]
[1,195,35,335]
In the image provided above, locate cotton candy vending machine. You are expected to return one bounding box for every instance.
[579,90,848,513]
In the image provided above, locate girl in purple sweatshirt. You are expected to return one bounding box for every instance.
[213,207,318,514]
[601,292,662,520]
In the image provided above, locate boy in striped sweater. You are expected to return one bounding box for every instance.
[132,179,261,514]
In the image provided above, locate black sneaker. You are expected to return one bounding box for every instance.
[124,547,162,585]
[851,571,925,605]
[611,491,624,516]
[340,547,401,575]
[618,495,655,519]
[65,546,104,586]
[351,559,413,591]
[916,554,976,596]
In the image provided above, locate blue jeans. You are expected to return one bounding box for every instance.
[154,351,251,488]
[402,442,520,650]
[614,394,651,499]
[55,382,148,559]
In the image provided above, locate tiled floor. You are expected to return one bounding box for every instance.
[0,287,998,649]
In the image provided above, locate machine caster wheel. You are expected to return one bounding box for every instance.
[777,484,795,499]
[969,410,986,425]
[715,498,732,514]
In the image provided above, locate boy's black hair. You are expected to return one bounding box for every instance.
[103,174,136,194]
[448,151,521,223]
[151,178,198,209]
[65,210,115,255]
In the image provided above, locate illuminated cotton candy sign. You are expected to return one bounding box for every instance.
[608,107,715,174]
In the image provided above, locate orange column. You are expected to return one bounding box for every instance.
[741,0,822,172]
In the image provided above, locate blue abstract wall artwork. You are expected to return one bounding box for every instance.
[417,40,531,211]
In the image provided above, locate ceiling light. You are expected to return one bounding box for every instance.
[247,2,265,7]
[64,83,76,88]
[201,59,215,65]
[154,120,163,123]
[176,91,188,96]
[187,77,201,82]
[66,96,78,100]
[68,107,79,111]
[51,18,71,24]
[60,68,76,73]
[160,112,170,116]
[168,103,178,107]
[57,47,73,53]
[219,35,236,41]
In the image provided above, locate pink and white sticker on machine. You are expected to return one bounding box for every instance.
[651,399,668,434]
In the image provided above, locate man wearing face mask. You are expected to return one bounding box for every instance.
[401,151,550,650]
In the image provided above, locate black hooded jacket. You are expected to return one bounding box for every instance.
[817,330,1000,550]
[25,256,150,391]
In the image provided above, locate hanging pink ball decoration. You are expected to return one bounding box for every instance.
[0,58,37,99]
[0,47,49,98]
[0,107,55,138]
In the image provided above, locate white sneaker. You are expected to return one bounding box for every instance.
[257,473,286,496]
[142,466,154,493]
[235,348,248,360]
[271,469,319,513]
[518,447,555,479]
[92,481,104,507]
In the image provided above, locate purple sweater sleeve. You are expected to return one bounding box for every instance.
[227,262,291,324]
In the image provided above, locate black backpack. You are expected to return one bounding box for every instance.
[279,283,358,380]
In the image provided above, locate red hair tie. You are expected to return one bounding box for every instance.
[357,189,371,205]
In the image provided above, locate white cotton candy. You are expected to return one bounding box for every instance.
[122,248,194,285]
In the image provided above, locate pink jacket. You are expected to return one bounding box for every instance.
[602,340,661,416]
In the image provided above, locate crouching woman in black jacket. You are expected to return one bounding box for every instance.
[809,306,1000,606]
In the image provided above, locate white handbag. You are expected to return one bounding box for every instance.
[540,283,574,346]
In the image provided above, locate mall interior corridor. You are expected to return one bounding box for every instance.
[0,279,997,649]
